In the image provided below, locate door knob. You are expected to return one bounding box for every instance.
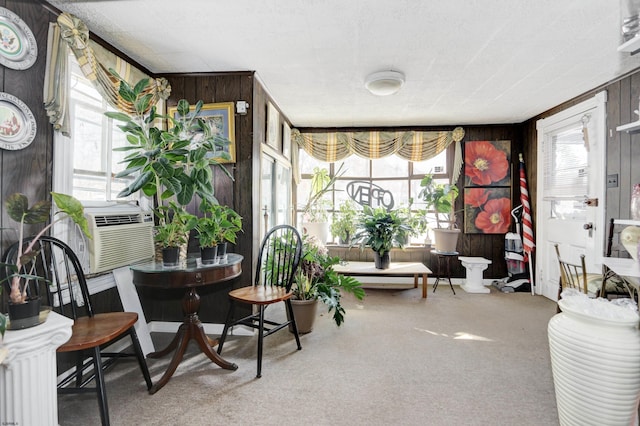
[584,222,593,237]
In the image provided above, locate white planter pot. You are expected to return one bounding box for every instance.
[548,298,640,425]
[432,228,460,253]
[302,222,330,244]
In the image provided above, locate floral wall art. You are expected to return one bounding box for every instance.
[463,140,512,234]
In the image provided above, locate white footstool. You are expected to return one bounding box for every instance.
[458,256,492,293]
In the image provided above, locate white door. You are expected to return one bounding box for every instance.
[535,92,607,300]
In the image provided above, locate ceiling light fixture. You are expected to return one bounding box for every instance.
[365,70,405,96]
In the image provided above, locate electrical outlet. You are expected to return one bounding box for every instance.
[607,174,618,188]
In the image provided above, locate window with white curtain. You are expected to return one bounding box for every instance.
[53,54,139,204]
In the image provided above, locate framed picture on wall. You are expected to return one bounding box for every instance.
[282,122,291,159]
[266,101,280,149]
[463,186,512,234]
[464,140,511,187]
[167,101,236,163]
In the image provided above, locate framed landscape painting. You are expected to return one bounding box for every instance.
[168,101,236,163]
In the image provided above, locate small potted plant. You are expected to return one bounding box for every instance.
[300,164,345,243]
[190,202,242,264]
[154,202,194,267]
[0,192,90,326]
[353,205,411,269]
[288,234,365,332]
[418,172,460,253]
[330,199,358,245]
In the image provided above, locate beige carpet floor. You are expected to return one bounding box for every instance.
[58,286,560,426]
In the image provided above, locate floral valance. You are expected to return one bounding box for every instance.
[44,13,170,135]
[292,127,464,162]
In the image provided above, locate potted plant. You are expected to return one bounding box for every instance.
[418,172,460,253]
[289,234,365,332]
[190,201,243,264]
[153,202,194,266]
[330,199,358,245]
[354,205,412,269]
[106,71,231,252]
[0,193,90,326]
[300,164,345,243]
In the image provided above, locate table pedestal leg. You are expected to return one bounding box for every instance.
[147,288,238,394]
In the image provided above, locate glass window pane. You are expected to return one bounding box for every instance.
[413,149,447,176]
[73,105,104,173]
[299,149,324,175]
[371,155,407,178]
[367,180,407,210]
[340,155,369,177]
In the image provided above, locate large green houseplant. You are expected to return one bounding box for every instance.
[290,234,365,331]
[354,205,411,269]
[418,172,460,252]
[106,71,233,258]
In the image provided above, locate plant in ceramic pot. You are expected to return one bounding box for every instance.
[418,172,460,253]
[330,199,358,245]
[0,193,90,324]
[354,205,411,269]
[106,71,231,253]
[300,164,345,243]
[288,234,365,332]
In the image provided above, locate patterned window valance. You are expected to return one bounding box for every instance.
[43,13,170,135]
[292,126,465,183]
[292,127,464,162]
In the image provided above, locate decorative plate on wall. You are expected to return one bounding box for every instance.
[0,92,37,150]
[0,7,37,70]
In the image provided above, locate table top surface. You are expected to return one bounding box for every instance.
[130,253,243,288]
[602,257,640,279]
[130,253,243,273]
[333,261,431,275]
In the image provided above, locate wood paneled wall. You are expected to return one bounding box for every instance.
[0,1,57,256]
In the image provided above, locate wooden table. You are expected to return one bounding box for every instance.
[601,257,640,295]
[130,254,243,394]
[333,261,432,298]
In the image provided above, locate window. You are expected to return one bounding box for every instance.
[296,147,451,243]
[53,54,139,204]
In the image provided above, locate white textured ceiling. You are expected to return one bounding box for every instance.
[48,0,640,127]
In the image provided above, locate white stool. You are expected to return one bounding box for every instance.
[458,256,492,293]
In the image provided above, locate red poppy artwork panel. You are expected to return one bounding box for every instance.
[464,140,511,187]
[464,187,512,234]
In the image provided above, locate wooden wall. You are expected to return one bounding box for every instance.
[0,1,56,256]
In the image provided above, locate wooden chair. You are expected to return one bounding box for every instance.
[3,236,152,426]
[601,218,638,299]
[217,225,303,378]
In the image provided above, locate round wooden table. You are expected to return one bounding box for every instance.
[130,253,243,394]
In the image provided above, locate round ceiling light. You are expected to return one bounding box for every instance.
[365,70,405,96]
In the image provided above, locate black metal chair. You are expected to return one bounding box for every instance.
[217,225,303,378]
[3,236,152,426]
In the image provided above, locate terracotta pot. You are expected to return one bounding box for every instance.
[288,298,319,334]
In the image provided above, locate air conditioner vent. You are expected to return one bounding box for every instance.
[94,213,143,227]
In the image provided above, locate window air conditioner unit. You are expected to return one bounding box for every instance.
[78,205,155,275]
